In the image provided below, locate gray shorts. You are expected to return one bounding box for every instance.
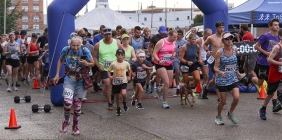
[173,60,180,76]
[244,55,258,72]
[63,82,87,99]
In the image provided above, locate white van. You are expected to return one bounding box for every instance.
[183,25,204,40]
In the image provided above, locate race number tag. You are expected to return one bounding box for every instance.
[137,71,147,79]
[180,65,189,73]
[163,54,172,61]
[63,88,74,99]
[207,56,215,64]
[104,61,112,68]
[224,64,236,73]
[113,77,123,85]
[11,54,19,60]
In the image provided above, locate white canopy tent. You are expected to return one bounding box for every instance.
[75,8,144,30]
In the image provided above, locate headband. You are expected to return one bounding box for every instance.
[137,53,145,57]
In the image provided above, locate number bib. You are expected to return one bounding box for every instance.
[63,88,74,100]
[207,56,215,64]
[11,54,19,60]
[113,77,123,85]
[163,54,172,61]
[180,65,189,73]
[224,64,236,73]
[137,71,147,79]
[104,61,112,68]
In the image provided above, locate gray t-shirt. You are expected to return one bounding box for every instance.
[82,44,94,52]
[174,39,187,62]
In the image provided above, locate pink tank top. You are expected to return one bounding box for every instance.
[154,38,175,66]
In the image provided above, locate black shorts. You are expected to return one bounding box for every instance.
[112,83,127,94]
[267,80,280,95]
[43,70,49,77]
[91,65,99,75]
[155,64,173,70]
[1,55,6,60]
[209,60,215,73]
[180,62,199,74]
[100,71,113,79]
[255,64,269,81]
[133,81,146,87]
[27,56,39,64]
[6,58,20,68]
[20,54,27,64]
[216,82,239,92]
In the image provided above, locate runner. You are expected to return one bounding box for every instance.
[93,27,123,110]
[142,27,153,93]
[54,34,94,135]
[173,29,187,95]
[197,28,212,98]
[153,30,177,109]
[38,43,49,88]
[214,32,240,125]
[202,21,225,101]
[191,27,200,39]
[130,26,143,53]
[116,25,122,41]
[26,34,40,85]
[108,48,131,116]
[121,34,136,62]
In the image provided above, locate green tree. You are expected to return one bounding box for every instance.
[0,0,23,34]
[192,14,203,27]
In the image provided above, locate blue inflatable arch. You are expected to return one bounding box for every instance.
[47,0,238,105]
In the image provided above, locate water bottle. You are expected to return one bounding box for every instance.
[279,58,282,73]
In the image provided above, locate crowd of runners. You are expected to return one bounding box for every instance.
[1,17,282,135]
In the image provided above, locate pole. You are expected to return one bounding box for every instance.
[151,1,153,29]
[4,0,6,34]
[174,4,175,29]
[190,0,193,26]
[138,2,139,23]
[165,0,167,27]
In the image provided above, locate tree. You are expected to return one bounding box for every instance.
[0,0,23,34]
[192,14,203,27]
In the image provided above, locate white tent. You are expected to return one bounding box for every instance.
[75,8,144,30]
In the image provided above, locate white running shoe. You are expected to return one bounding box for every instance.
[7,87,11,92]
[162,102,169,109]
[13,86,18,91]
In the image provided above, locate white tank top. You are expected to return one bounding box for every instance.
[199,37,207,61]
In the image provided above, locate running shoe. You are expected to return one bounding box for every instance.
[259,109,267,120]
[136,103,144,109]
[13,86,18,91]
[272,102,282,112]
[72,125,80,135]
[201,85,209,99]
[215,116,224,125]
[24,79,29,85]
[131,95,136,106]
[156,86,163,101]
[7,86,11,92]
[123,102,129,111]
[162,102,169,109]
[146,87,152,93]
[226,112,238,124]
[108,103,113,110]
[116,107,121,116]
[93,83,99,92]
[60,120,70,133]
[176,89,180,95]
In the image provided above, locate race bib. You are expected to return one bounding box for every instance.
[137,71,147,79]
[63,88,74,99]
[180,65,189,73]
[113,77,123,85]
[207,56,215,64]
[164,54,172,61]
[224,64,236,73]
[11,54,19,60]
[104,61,112,68]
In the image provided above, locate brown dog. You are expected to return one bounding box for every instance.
[180,77,195,106]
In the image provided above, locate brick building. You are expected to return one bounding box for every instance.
[9,0,44,32]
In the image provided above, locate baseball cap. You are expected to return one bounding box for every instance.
[159,25,167,34]
[215,21,225,27]
[32,34,38,38]
[103,27,112,34]
[116,48,125,55]
[20,30,27,35]
[121,34,130,40]
[222,32,234,39]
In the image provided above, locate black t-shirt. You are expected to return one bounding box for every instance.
[37,35,48,49]
[150,34,167,47]
[131,60,153,82]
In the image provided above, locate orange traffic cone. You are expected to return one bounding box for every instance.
[195,82,202,93]
[170,80,175,88]
[257,85,266,99]
[5,108,21,129]
[33,78,40,89]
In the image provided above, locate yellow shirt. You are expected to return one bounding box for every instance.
[108,60,131,85]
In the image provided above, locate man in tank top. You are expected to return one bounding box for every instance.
[130,26,143,53]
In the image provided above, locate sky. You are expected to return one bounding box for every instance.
[43,0,248,14]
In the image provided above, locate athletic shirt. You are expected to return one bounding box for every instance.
[98,39,118,71]
[42,51,49,70]
[268,44,282,83]
[6,42,20,60]
[184,43,198,63]
[199,37,207,61]
[123,45,133,62]
[143,36,151,58]
[215,48,238,86]
[28,42,38,57]
[174,39,187,62]
[131,37,143,51]
[154,38,175,66]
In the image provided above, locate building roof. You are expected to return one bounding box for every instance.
[75,8,144,30]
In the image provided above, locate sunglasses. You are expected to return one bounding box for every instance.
[224,37,233,41]
[117,53,124,56]
[103,29,111,32]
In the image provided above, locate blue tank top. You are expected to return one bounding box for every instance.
[216,48,238,86]
[184,43,197,63]
[131,37,143,51]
